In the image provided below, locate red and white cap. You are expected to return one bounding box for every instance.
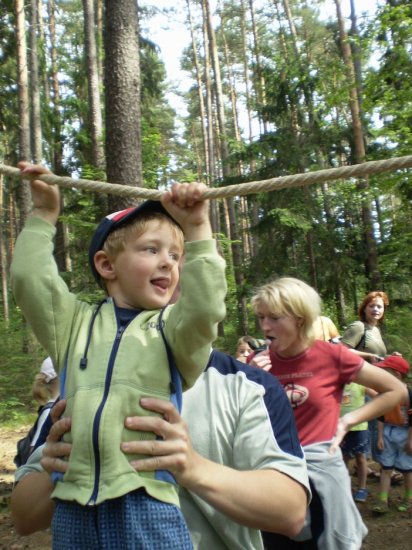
[88,201,178,284]
[376,355,410,375]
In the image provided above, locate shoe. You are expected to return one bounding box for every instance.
[372,500,388,514]
[397,500,411,512]
[354,489,368,502]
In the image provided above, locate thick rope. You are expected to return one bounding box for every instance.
[1,155,411,200]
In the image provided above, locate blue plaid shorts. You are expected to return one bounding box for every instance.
[378,424,412,473]
[52,490,193,549]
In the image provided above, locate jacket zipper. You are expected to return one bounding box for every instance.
[87,324,125,505]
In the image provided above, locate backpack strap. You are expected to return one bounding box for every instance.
[355,323,368,351]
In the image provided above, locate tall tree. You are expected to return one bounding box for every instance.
[104,0,143,211]
[82,0,105,173]
[335,0,381,289]
[15,0,31,226]
[29,0,42,163]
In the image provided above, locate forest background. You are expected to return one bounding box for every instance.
[0,0,411,423]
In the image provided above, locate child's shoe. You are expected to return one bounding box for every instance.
[397,499,411,513]
[354,488,368,502]
[372,500,388,515]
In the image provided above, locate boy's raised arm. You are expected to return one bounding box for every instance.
[161,182,212,242]
[18,161,60,226]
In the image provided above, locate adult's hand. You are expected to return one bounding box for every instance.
[248,350,272,372]
[121,397,201,488]
[123,397,307,536]
[329,413,352,454]
[41,399,71,475]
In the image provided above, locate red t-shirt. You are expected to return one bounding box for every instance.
[269,340,363,446]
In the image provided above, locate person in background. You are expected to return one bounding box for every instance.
[372,355,412,515]
[235,335,267,363]
[32,357,59,405]
[312,316,340,343]
[248,277,406,549]
[11,350,310,550]
[235,336,254,363]
[30,357,59,450]
[340,291,394,363]
[340,382,376,503]
[14,357,60,468]
[340,291,401,469]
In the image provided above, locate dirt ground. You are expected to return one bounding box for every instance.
[0,426,411,549]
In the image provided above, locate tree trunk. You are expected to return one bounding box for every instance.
[47,0,63,172]
[201,3,218,232]
[186,0,209,185]
[15,0,32,228]
[335,0,381,289]
[203,0,246,332]
[0,175,9,323]
[83,0,105,172]
[29,0,43,163]
[240,0,254,145]
[104,0,143,211]
[248,0,268,134]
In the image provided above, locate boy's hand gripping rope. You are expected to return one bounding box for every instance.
[0,155,412,201]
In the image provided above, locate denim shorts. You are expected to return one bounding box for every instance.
[340,430,369,458]
[52,489,193,549]
[378,424,412,473]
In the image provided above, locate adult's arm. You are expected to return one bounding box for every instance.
[13,399,307,538]
[122,397,307,537]
[331,361,406,453]
[11,468,55,535]
[10,400,69,535]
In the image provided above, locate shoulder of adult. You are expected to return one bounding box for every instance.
[207,350,304,459]
[343,320,364,331]
[340,320,365,344]
[207,349,284,394]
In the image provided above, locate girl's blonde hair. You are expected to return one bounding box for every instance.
[251,277,321,345]
[32,373,59,406]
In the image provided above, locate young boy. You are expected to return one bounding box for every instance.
[372,355,412,514]
[11,162,227,548]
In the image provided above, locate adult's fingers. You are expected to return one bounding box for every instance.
[50,399,67,423]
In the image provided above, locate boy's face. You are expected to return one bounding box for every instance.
[106,219,183,310]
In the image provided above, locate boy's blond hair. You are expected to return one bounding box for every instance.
[251,277,321,345]
[102,212,184,261]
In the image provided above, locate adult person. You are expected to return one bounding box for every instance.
[11,350,311,550]
[248,277,406,550]
[340,291,397,363]
[340,290,401,467]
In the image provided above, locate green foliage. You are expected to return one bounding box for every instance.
[0,309,45,424]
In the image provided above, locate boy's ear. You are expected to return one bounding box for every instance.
[93,251,116,281]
